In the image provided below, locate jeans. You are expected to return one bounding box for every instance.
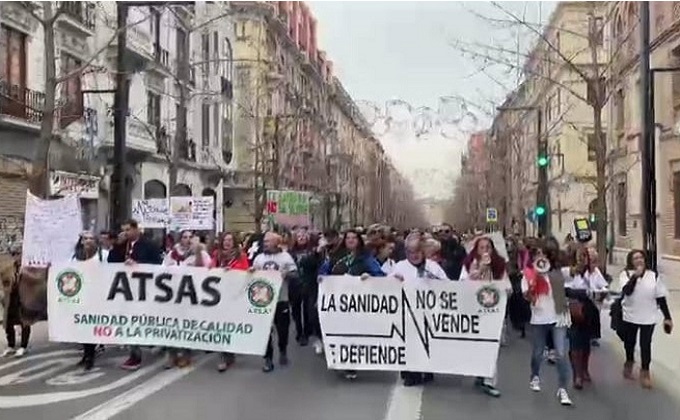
[5,324,30,349]
[530,323,569,389]
[622,321,655,370]
[265,302,291,360]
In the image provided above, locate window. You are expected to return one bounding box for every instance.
[202,102,210,147]
[147,91,161,127]
[60,54,84,127]
[617,181,627,236]
[176,27,187,80]
[213,31,219,75]
[235,21,246,41]
[586,132,600,162]
[222,37,233,79]
[556,88,562,115]
[201,33,210,76]
[615,88,625,132]
[213,102,220,146]
[0,25,26,86]
[675,172,680,238]
[591,16,604,46]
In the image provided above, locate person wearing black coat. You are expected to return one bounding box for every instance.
[108,219,162,371]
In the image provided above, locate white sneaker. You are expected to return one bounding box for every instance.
[313,340,324,355]
[14,348,26,357]
[557,388,572,406]
[1,348,15,357]
[529,376,541,392]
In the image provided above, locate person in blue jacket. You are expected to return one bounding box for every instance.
[319,229,385,380]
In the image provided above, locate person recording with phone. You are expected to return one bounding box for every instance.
[617,249,673,389]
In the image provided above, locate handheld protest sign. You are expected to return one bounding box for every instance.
[573,218,592,243]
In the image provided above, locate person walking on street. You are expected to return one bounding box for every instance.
[108,219,162,371]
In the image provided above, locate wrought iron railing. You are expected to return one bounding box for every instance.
[0,80,45,124]
[58,1,96,31]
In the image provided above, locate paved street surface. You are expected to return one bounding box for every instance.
[2,325,679,420]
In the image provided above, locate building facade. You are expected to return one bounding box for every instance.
[606,2,680,275]
[481,2,608,240]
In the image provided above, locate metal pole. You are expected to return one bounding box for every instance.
[536,108,548,237]
[640,1,656,270]
[111,3,130,229]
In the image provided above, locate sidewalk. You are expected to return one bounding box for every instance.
[603,264,680,400]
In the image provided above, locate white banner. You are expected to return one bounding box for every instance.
[48,262,282,355]
[132,199,170,229]
[22,191,82,267]
[318,276,507,377]
[170,196,214,230]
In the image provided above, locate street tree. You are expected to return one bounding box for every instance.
[452,2,637,264]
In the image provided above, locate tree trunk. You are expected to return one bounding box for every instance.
[593,103,608,271]
[29,3,57,199]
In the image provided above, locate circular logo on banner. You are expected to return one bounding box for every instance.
[56,270,83,298]
[247,279,275,308]
[476,285,500,309]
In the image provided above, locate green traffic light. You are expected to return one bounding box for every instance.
[535,206,546,216]
[537,156,549,167]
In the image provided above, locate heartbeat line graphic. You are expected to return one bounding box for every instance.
[324,289,500,357]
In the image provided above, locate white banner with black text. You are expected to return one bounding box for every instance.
[48,262,282,355]
[318,276,507,377]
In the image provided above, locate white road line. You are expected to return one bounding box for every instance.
[0,350,81,373]
[71,354,214,420]
[0,358,165,408]
[383,377,424,420]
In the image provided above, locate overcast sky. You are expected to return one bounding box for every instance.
[308,1,555,200]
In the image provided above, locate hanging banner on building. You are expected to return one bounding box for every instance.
[318,276,507,377]
[266,190,311,227]
[170,196,214,230]
[22,192,82,267]
[132,199,170,229]
[47,262,282,355]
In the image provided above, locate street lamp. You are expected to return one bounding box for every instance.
[496,105,548,237]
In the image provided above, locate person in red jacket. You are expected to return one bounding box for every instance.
[211,232,250,270]
[211,232,250,371]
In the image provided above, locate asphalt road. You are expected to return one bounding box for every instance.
[1,328,679,420]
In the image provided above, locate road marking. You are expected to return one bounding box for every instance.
[71,354,214,420]
[0,358,165,408]
[383,377,424,420]
[46,367,108,386]
[0,357,80,386]
[0,350,81,373]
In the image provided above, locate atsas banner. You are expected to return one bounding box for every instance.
[318,276,507,377]
[47,262,282,355]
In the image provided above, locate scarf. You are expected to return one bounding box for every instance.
[523,267,567,314]
[170,245,191,264]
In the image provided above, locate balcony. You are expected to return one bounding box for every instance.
[0,81,44,127]
[57,1,96,36]
[108,17,154,70]
[147,43,171,77]
[101,116,156,154]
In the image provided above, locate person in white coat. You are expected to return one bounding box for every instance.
[71,231,108,370]
[392,234,448,386]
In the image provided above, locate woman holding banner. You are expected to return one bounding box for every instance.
[392,234,448,386]
[459,236,508,398]
[522,241,573,406]
[211,232,250,372]
[71,231,108,370]
[318,229,385,380]
[162,230,211,369]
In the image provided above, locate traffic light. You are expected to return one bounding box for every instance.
[535,205,546,217]
[537,155,549,167]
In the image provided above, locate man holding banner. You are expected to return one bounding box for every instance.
[107,219,162,371]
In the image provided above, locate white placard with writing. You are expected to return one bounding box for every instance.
[131,199,170,229]
[48,262,282,355]
[22,191,82,267]
[318,276,507,377]
[170,196,214,230]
